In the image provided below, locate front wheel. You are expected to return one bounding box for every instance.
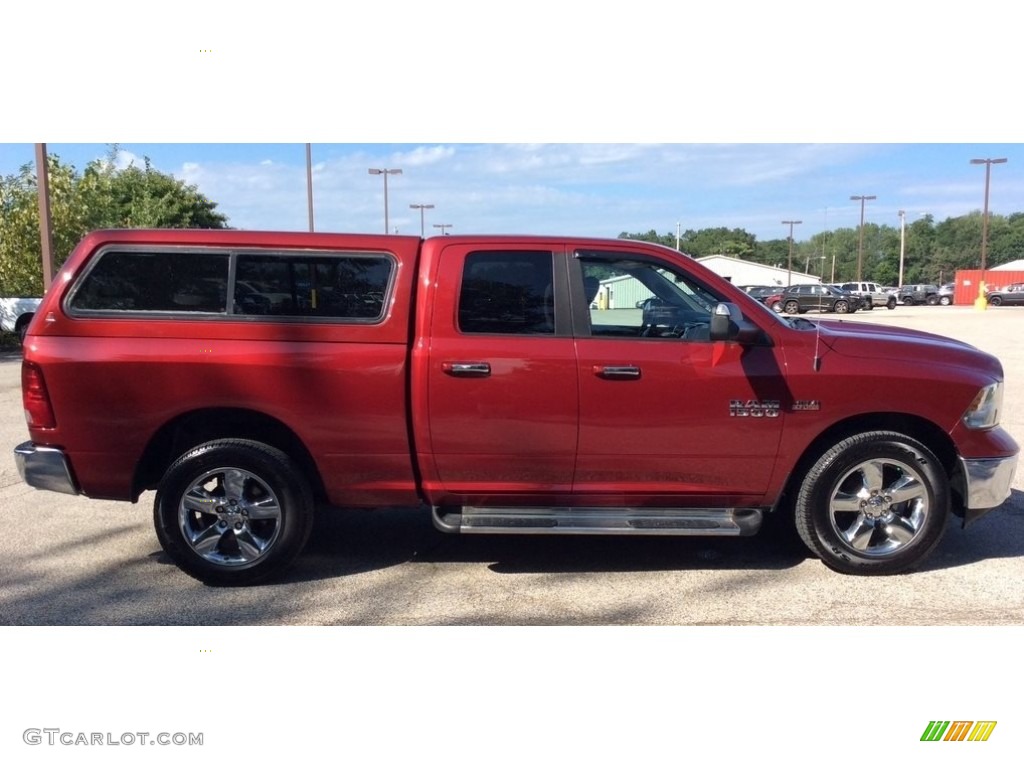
[784,300,800,314]
[794,432,949,575]
[154,439,314,586]
[886,297,897,309]
[988,295,1002,307]
[834,300,850,314]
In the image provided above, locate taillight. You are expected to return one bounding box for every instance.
[22,361,56,429]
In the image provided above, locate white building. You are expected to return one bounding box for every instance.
[696,255,821,288]
[992,259,1024,271]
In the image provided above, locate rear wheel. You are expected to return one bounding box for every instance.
[15,314,33,344]
[794,432,949,575]
[154,439,314,586]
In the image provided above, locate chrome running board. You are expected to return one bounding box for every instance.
[432,506,763,536]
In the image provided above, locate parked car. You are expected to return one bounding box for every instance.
[738,285,786,312]
[835,282,897,310]
[986,282,1024,307]
[938,283,955,306]
[0,297,43,343]
[780,284,863,314]
[13,229,1019,584]
[898,284,940,305]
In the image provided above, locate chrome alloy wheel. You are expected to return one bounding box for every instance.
[177,467,283,567]
[827,457,929,557]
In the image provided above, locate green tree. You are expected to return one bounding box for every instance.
[0,149,228,296]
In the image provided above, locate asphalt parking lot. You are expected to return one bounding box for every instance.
[1,304,1022,626]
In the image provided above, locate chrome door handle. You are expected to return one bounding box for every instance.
[442,362,492,377]
[593,365,641,380]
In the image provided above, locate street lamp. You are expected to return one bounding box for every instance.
[368,168,403,234]
[782,220,802,286]
[433,223,453,235]
[970,157,1008,308]
[409,203,435,237]
[306,144,315,232]
[898,210,906,288]
[850,195,876,282]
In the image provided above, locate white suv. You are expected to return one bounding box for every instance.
[836,282,897,310]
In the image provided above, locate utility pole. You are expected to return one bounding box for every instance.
[898,210,906,288]
[306,144,314,232]
[970,157,1007,309]
[850,195,876,282]
[782,220,802,286]
[35,144,55,291]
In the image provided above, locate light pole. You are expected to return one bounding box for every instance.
[676,221,681,251]
[782,220,802,286]
[898,209,906,288]
[409,203,435,237]
[433,223,453,235]
[850,195,876,282]
[306,144,315,232]
[368,168,402,234]
[970,157,1008,308]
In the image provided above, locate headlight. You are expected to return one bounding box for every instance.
[962,382,1003,429]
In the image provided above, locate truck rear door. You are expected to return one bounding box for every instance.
[419,241,578,503]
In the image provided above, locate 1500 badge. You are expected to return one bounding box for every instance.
[729,400,780,417]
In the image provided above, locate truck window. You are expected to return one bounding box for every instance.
[458,250,555,335]
[578,252,717,340]
[69,250,230,314]
[234,252,393,320]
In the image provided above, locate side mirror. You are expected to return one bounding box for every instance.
[709,302,762,343]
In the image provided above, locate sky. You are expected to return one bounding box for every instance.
[2,142,1021,242]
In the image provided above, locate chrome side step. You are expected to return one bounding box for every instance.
[432,506,763,536]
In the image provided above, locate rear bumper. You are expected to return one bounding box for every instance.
[13,442,80,496]
[959,452,1018,525]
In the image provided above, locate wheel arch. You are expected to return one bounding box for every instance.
[133,408,326,503]
[775,412,961,516]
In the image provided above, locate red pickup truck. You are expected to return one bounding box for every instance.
[14,229,1019,585]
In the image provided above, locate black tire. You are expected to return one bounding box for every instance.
[784,300,800,315]
[154,439,314,586]
[794,431,949,575]
[939,296,952,306]
[926,295,939,305]
[988,295,1002,307]
[15,314,32,344]
[834,300,850,314]
[886,297,897,310]
[770,300,784,313]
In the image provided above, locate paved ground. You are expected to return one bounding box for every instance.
[1,305,1022,625]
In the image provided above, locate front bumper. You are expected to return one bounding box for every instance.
[959,452,1018,525]
[13,442,80,496]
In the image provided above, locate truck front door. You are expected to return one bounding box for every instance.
[571,249,787,503]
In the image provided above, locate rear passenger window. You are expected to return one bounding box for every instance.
[70,250,229,313]
[69,248,395,322]
[458,250,554,335]
[234,253,393,320]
